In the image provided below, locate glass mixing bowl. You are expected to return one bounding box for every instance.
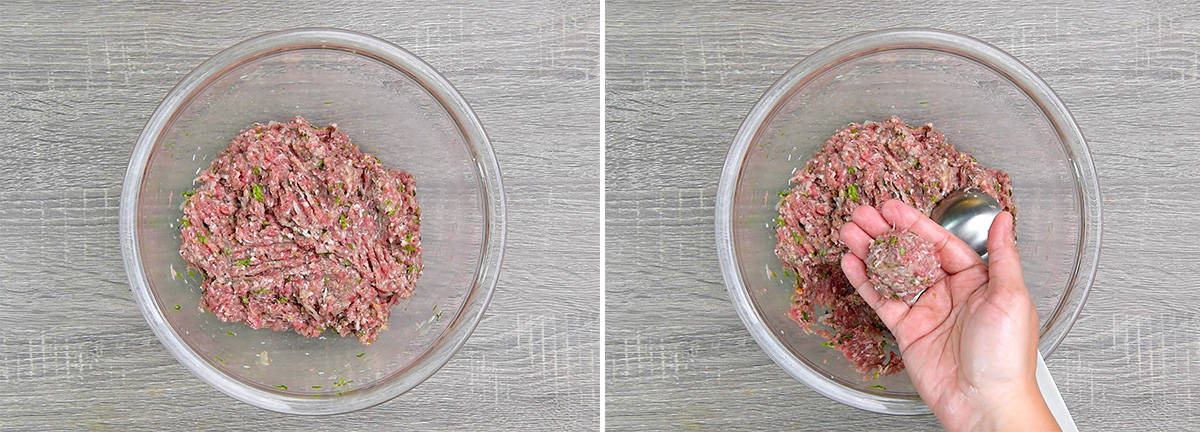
[119,28,505,414]
[715,29,1100,414]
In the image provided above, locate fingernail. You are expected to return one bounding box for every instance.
[1005,212,1016,242]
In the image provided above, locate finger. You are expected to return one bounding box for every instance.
[985,212,1028,303]
[841,253,908,329]
[878,199,983,274]
[850,204,892,238]
[838,221,873,259]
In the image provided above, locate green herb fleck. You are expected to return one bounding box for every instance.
[918,101,928,105]
[403,244,416,251]
[311,385,322,389]
[775,216,785,227]
[174,304,181,310]
[889,236,898,246]
[340,214,348,228]
[226,330,236,336]
[777,190,790,198]
[870,384,887,390]
[253,167,261,175]
[323,101,334,105]
[241,297,249,304]
[913,160,920,169]
[800,311,810,322]
[356,352,365,358]
[333,377,352,387]
[898,247,906,256]
[850,128,858,134]
[214,355,225,363]
[848,166,857,175]
[180,217,190,227]
[892,293,901,300]
[275,384,288,390]
[822,341,835,347]
[435,311,443,320]
[197,233,207,244]
[406,264,416,273]
[792,232,804,244]
[847,184,859,202]
[318,159,326,170]
[235,258,251,266]
[181,190,194,198]
[251,184,264,202]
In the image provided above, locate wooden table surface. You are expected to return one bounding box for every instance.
[606,1,1200,430]
[0,1,599,430]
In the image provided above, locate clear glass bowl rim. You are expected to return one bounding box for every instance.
[714,28,1101,415]
[118,28,507,415]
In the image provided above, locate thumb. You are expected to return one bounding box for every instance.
[985,211,1026,298]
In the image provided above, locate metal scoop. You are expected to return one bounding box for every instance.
[931,187,1077,432]
[930,187,1002,262]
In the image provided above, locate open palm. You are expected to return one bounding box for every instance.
[839,200,1055,431]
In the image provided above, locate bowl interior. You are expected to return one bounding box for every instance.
[136,47,486,396]
[731,48,1084,399]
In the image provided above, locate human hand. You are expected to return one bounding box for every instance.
[839,200,1058,432]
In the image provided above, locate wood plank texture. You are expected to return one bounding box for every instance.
[606,1,1200,430]
[0,1,600,430]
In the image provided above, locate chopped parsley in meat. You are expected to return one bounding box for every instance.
[866,229,940,305]
[178,116,423,344]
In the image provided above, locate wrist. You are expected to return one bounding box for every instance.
[972,382,1058,432]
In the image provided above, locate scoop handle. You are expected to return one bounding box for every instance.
[1036,352,1077,431]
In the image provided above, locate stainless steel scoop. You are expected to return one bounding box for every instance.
[930,187,1002,261]
[931,188,1077,432]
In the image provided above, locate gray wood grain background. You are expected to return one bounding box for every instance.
[606,1,1200,430]
[0,1,599,430]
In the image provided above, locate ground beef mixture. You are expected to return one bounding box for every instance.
[775,116,1015,378]
[866,229,940,305]
[179,116,422,344]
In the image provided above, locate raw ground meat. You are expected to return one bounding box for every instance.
[866,229,941,305]
[178,116,422,344]
[775,116,1015,378]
